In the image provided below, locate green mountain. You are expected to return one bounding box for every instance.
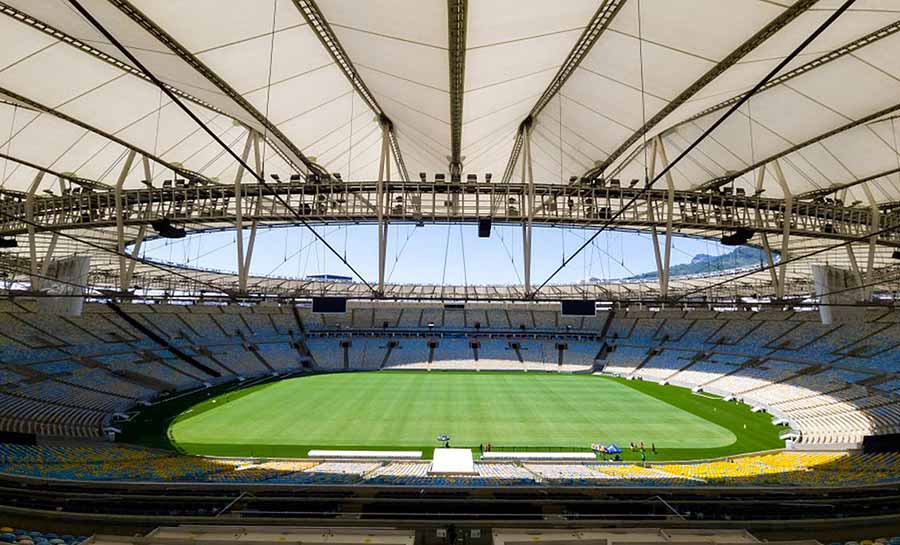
[621,246,770,281]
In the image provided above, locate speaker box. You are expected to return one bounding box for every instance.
[478,218,492,238]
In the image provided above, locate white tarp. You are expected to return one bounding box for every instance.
[811,264,866,325]
[39,255,90,317]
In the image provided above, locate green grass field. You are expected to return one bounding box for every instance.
[164,372,783,460]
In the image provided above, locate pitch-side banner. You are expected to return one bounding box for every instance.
[40,256,90,317]
[811,264,865,325]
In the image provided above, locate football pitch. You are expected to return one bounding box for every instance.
[166,372,783,460]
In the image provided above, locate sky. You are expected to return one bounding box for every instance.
[137,223,737,286]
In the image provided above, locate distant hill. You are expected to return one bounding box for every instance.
[616,246,770,281]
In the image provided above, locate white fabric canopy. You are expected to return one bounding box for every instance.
[0,0,896,204]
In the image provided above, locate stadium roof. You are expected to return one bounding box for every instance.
[1,0,900,300]
[0,0,896,200]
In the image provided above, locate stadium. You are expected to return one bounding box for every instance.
[0,0,897,544]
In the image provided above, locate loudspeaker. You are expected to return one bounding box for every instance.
[478,218,492,238]
[151,218,186,239]
[720,227,754,246]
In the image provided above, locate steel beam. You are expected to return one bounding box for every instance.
[0,86,210,185]
[522,127,534,295]
[69,0,374,293]
[38,232,59,279]
[448,0,468,176]
[846,243,862,287]
[122,225,146,291]
[798,164,900,201]
[3,179,896,254]
[106,0,324,178]
[0,150,84,188]
[0,2,227,120]
[702,102,900,191]
[584,0,820,180]
[122,157,155,291]
[755,166,780,290]
[115,150,137,287]
[760,233,780,292]
[647,139,665,285]
[25,171,44,289]
[657,138,676,297]
[862,184,879,301]
[377,124,391,294]
[241,133,263,291]
[771,160,792,299]
[234,130,255,292]
[292,0,410,182]
[501,0,627,183]
[663,17,900,146]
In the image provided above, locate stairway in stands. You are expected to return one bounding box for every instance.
[378,342,396,370]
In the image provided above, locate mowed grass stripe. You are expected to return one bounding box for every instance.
[168,372,779,459]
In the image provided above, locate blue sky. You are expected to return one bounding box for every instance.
[138,224,734,286]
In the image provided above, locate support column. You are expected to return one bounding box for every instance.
[646,139,665,288]
[234,130,255,292]
[240,132,265,292]
[522,126,534,296]
[123,226,147,291]
[39,233,59,278]
[115,150,137,289]
[141,156,153,185]
[754,165,780,290]
[26,171,45,290]
[123,157,155,292]
[656,137,675,298]
[760,234,780,289]
[862,184,879,301]
[376,123,390,295]
[771,160,792,299]
[846,244,863,288]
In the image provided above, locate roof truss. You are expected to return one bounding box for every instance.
[291,0,410,181]
[500,0,627,183]
[0,86,210,184]
[583,0,821,180]
[106,0,326,178]
[448,0,467,176]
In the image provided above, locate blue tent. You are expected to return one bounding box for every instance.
[604,444,622,454]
